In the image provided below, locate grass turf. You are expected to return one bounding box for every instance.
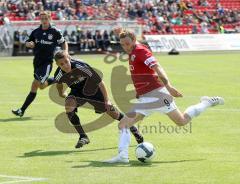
[0,53,239,184]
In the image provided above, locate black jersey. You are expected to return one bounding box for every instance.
[28,25,65,66]
[54,59,102,96]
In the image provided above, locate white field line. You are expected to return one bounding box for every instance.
[0,174,47,184]
[0,179,40,184]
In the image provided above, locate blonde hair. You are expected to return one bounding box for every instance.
[119,30,136,41]
[39,11,51,19]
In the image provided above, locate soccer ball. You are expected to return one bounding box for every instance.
[135,142,156,163]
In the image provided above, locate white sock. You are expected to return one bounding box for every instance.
[184,101,211,119]
[118,128,131,158]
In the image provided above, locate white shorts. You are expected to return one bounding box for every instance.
[130,87,177,116]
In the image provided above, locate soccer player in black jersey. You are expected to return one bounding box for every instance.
[12,11,68,117]
[53,50,143,148]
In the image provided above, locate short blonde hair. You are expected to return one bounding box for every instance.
[119,30,136,41]
[39,11,51,19]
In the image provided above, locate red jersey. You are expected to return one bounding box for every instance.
[129,44,163,96]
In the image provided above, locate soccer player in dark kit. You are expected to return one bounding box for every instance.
[12,11,68,117]
[53,50,144,148]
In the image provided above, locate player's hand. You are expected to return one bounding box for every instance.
[26,41,35,48]
[105,100,113,111]
[166,84,183,97]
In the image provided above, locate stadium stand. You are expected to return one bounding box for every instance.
[0,0,239,55]
[1,0,240,33]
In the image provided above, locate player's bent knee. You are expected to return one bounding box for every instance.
[31,80,40,91]
[118,122,126,129]
[65,98,77,113]
[39,84,46,90]
[65,105,76,113]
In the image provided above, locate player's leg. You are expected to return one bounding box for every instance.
[38,64,55,90]
[88,88,144,144]
[105,104,144,144]
[65,96,90,148]
[38,78,55,89]
[104,112,145,163]
[167,96,225,126]
[12,79,39,117]
[12,63,54,117]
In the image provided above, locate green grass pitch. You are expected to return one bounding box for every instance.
[0,53,239,184]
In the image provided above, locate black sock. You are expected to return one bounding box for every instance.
[67,111,87,138]
[117,112,124,121]
[130,126,137,133]
[21,92,37,112]
[130,126,142,138]
[47,77,55,86]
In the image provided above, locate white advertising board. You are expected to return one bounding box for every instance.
[144,34,240,52]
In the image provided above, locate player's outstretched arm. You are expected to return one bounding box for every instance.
[56,83,67,98]
[152,65,183,97]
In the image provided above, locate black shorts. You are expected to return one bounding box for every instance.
[66,88,106,113]
[34,63,53,84]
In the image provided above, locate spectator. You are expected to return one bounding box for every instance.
[171,14,183,25]
[186,0,194,9]
[78,30,87,51]
[3,0,240,37]
[179,0,188,11]
[191,25,198,34]
[217,3,224,16]
[2,15,10,25]
[217,23,225,33]
[14,31,20,49]
[19,30,28,53]
[94,30,103,51]
[165,23,176,34]
[69,31,78,44]
[200,21,209,33]
[103,30,110,51]
[198,0,210,7]
[26,10,35,21]
[235,25,240,33]
[109,30,119,43]
[86,30,95,51]
[128,4,137,20]
[63,30,70,42]
[56,8,65,20]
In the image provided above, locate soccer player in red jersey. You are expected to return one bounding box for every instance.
[104,30,224,163]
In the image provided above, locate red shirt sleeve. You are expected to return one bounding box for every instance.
[140,47,158,68]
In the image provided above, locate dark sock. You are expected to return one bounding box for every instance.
[21,92,37,112]
[116,112,142,139]
[130,126,142,138]
[67,111,87,138]
[47,77,55,86]
[117,112,124,121]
